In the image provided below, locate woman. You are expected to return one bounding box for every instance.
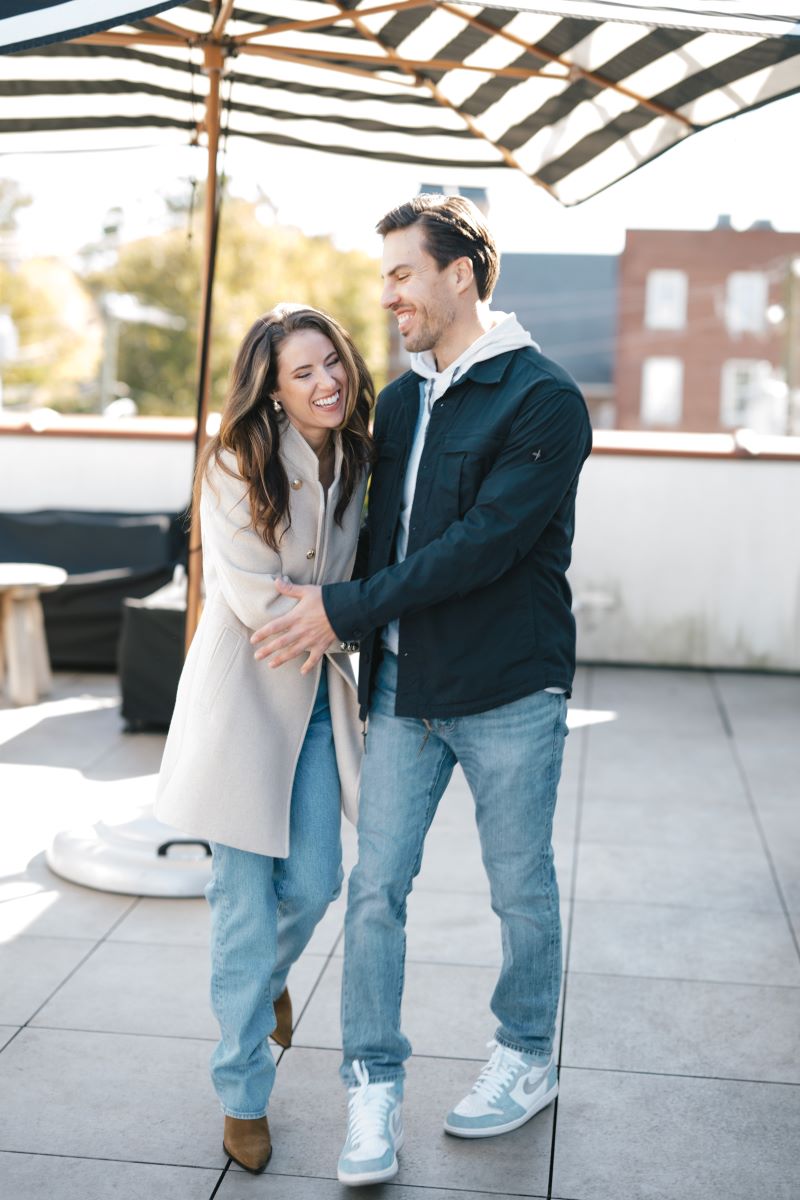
[155,303,373,1174]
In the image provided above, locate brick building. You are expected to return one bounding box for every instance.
[614,219,800,434]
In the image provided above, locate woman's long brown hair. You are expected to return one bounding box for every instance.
[193,304,374,550]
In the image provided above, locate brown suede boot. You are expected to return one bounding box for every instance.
[270,987,292,1048]
[223,1115,272,1174]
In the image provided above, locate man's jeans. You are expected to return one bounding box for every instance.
[206,670,343,1118]
[341,651,567,1087]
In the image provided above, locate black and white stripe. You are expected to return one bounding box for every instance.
[0,1,179,54]
[1,2,799,203]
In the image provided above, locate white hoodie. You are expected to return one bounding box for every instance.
[409,311,539,401]
[384,312,539,654]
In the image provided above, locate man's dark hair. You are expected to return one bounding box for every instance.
[376,194,499,301]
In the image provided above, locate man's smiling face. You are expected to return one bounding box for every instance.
[380,223,458,358]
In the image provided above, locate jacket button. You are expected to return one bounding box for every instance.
[290,478,303,490]
[306,548,316,559]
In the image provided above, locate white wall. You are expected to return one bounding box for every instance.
[571,454,800,671]
[1,428,194,512]
[2,422,799,670]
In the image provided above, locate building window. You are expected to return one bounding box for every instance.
[641,357,683,426]
[725,272,767,335]
[644,270,688,330]
[720,359,775,428]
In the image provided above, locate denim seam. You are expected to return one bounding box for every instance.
[544,697,566,1040]
[493,1035,551,1062]
[491,695,565,1056]
[389,738,453,1071]
[221,1106,268,1120]
[342,1070,404,1087]
[395,737,453,919]
[210,866,229,1044]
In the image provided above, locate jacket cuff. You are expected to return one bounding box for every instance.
[322,580,370,642]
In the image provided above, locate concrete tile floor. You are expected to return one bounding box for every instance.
[0,666,798,1200]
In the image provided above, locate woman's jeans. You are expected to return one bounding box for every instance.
[341,651,568,1087]
[206,670,343,1118]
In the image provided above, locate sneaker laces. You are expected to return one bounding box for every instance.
[347,1060,396,1149]
[470,1040,525,1106]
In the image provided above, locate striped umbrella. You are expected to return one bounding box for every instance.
[3,2,800,639]
[4,3,800,207]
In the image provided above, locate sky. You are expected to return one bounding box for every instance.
[2,91,799,264]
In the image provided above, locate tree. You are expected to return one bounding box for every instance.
[1,177,100,409]
[0,259,101,409]
[88,195,388,416]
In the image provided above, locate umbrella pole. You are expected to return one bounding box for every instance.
[185,45,223,654]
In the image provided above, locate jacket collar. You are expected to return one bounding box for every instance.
[280,418,343,482]
[410,347,519,390]
[450,349,518,387]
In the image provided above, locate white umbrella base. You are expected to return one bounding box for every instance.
[46,809,212,897]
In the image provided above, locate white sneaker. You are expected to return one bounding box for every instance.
[444,1040,558,1138]
[337,1061,404,1186]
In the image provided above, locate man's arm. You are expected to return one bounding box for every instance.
[324,386,591,640]
[252,387,589,666]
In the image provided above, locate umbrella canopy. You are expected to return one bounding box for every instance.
[2,2,799,206]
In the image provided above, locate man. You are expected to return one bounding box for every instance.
[252,194,592,1185]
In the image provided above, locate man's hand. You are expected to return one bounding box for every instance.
[250,579,335,674]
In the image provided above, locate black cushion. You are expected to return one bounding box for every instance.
[0,509,188,670]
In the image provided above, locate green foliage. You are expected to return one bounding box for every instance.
[89,197,387,416]
[0,258,98,407]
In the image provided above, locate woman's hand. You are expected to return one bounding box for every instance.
[251,580,335,674]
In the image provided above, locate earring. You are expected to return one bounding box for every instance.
[272,396,282,413]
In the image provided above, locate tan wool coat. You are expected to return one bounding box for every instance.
[155,422,367,857]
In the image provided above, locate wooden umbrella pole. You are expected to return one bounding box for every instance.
[185,42,223,654]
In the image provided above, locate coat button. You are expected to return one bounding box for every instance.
[306,548,316,559]
[290,478,303,490]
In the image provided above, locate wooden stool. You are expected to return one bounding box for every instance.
[0,563,67,706]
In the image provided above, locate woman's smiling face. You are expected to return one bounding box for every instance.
[273,328,348,449]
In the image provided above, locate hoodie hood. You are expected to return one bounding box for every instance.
[410,312,539,403]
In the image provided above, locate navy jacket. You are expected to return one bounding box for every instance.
[322,346,592,720]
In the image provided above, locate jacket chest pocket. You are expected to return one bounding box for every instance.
[438,433,502,518]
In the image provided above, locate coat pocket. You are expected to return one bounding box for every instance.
[197,626,243,714]
[440,433,502,518]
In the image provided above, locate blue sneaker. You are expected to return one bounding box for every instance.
[337,1061,404,1186]
[444,1040,558,1138]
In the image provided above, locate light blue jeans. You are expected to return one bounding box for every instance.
[341,651,568,1087]
[206,670,343,1118]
